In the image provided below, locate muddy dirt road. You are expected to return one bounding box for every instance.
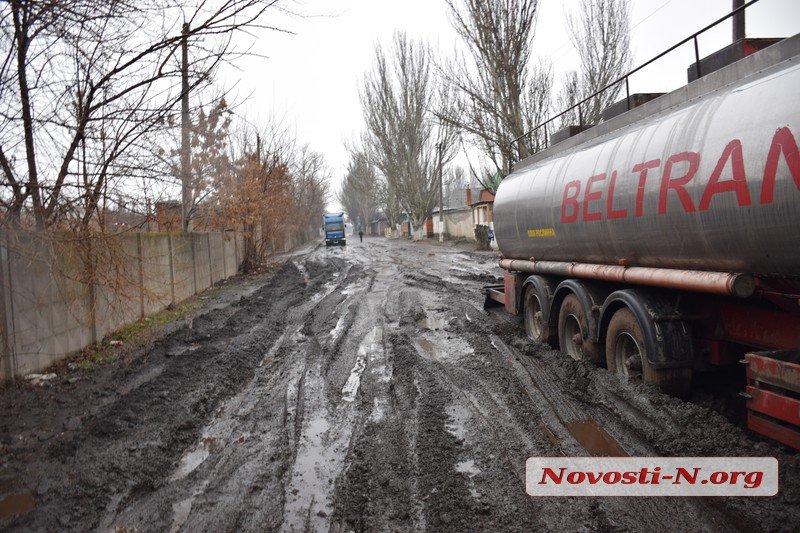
[1,237,798,531]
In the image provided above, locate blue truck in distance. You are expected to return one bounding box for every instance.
[323,212,346,246]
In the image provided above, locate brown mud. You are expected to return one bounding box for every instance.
[0,238,797,532]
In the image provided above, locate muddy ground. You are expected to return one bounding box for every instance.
[0,237,798,532]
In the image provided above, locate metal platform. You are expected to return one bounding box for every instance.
[743,350,800,450]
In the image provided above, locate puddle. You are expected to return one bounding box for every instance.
[455,459,480,477]
[282,414,334,531]
[414,332,474,362]
[169,481,208,533]
[370,396,388,422]
[341,357,367,402]
[445,404,471,441]
[169,437,224,482]
[566,420,628,457]
[451,253,477,263]
[341,282,365,296]
[167,344,201,357]
[412,338,438,359]
[329,315,347,340]
[342,327,381,402]
[310,282,337,303]
[0,493,35,520]
[455,459,482,499]
[539,421,560,449]
[417,317,448,331]
[293,261,310,284]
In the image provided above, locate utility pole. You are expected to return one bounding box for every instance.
[180,22,192,232]
[438,142,444,242]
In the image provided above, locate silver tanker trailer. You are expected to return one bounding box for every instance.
[487,33,800,449]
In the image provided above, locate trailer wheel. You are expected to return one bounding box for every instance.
[558,294,602,363]
[523,286,549,344]
[605,307,691,397]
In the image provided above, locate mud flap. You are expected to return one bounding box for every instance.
[600,289,695,371]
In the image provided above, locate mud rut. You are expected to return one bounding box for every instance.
[1,238,798,532]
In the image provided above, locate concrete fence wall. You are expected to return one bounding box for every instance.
[0,230,243,380]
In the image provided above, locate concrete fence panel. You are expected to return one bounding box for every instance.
[140,233,174,316]
[192,233,212,293]
[0,230,240,380]
[209,233,225,284]
[0,233,95,376]
[94,235,143,339]
[223,233,237,279]
[171,233,196,304]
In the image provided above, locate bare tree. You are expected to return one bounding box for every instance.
[374,175,403,233]
[360,32,457,239]
[560,0,633,126]
[442,165,469,208]
[291,144,330,241]
[338,151,378,232]
[439,0,552,185]
[0,0,286,231]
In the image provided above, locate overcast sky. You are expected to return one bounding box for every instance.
[218,0,800,206]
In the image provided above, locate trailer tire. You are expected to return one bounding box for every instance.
[605,307,691,398]
[558,294,603,364]
[523,285,549,344]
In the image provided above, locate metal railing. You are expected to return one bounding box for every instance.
[509,0,762,161]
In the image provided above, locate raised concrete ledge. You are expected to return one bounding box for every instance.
[513,32,800,172]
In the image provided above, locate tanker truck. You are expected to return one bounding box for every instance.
[486,34,800,449]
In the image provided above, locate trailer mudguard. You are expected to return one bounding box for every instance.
[599,289,695,370]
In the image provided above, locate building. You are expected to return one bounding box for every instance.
[469,188,495,228]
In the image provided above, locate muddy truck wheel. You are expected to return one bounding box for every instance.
[604,307,691,398]
[557,294,603,364]
[523,286,549,344]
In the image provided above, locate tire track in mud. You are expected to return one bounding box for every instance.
[276,247,386,531]
[385,265,745,532]
[103,248,378,532]
[94,252,358,531]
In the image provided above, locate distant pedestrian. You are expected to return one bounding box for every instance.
[358,227,364,242]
